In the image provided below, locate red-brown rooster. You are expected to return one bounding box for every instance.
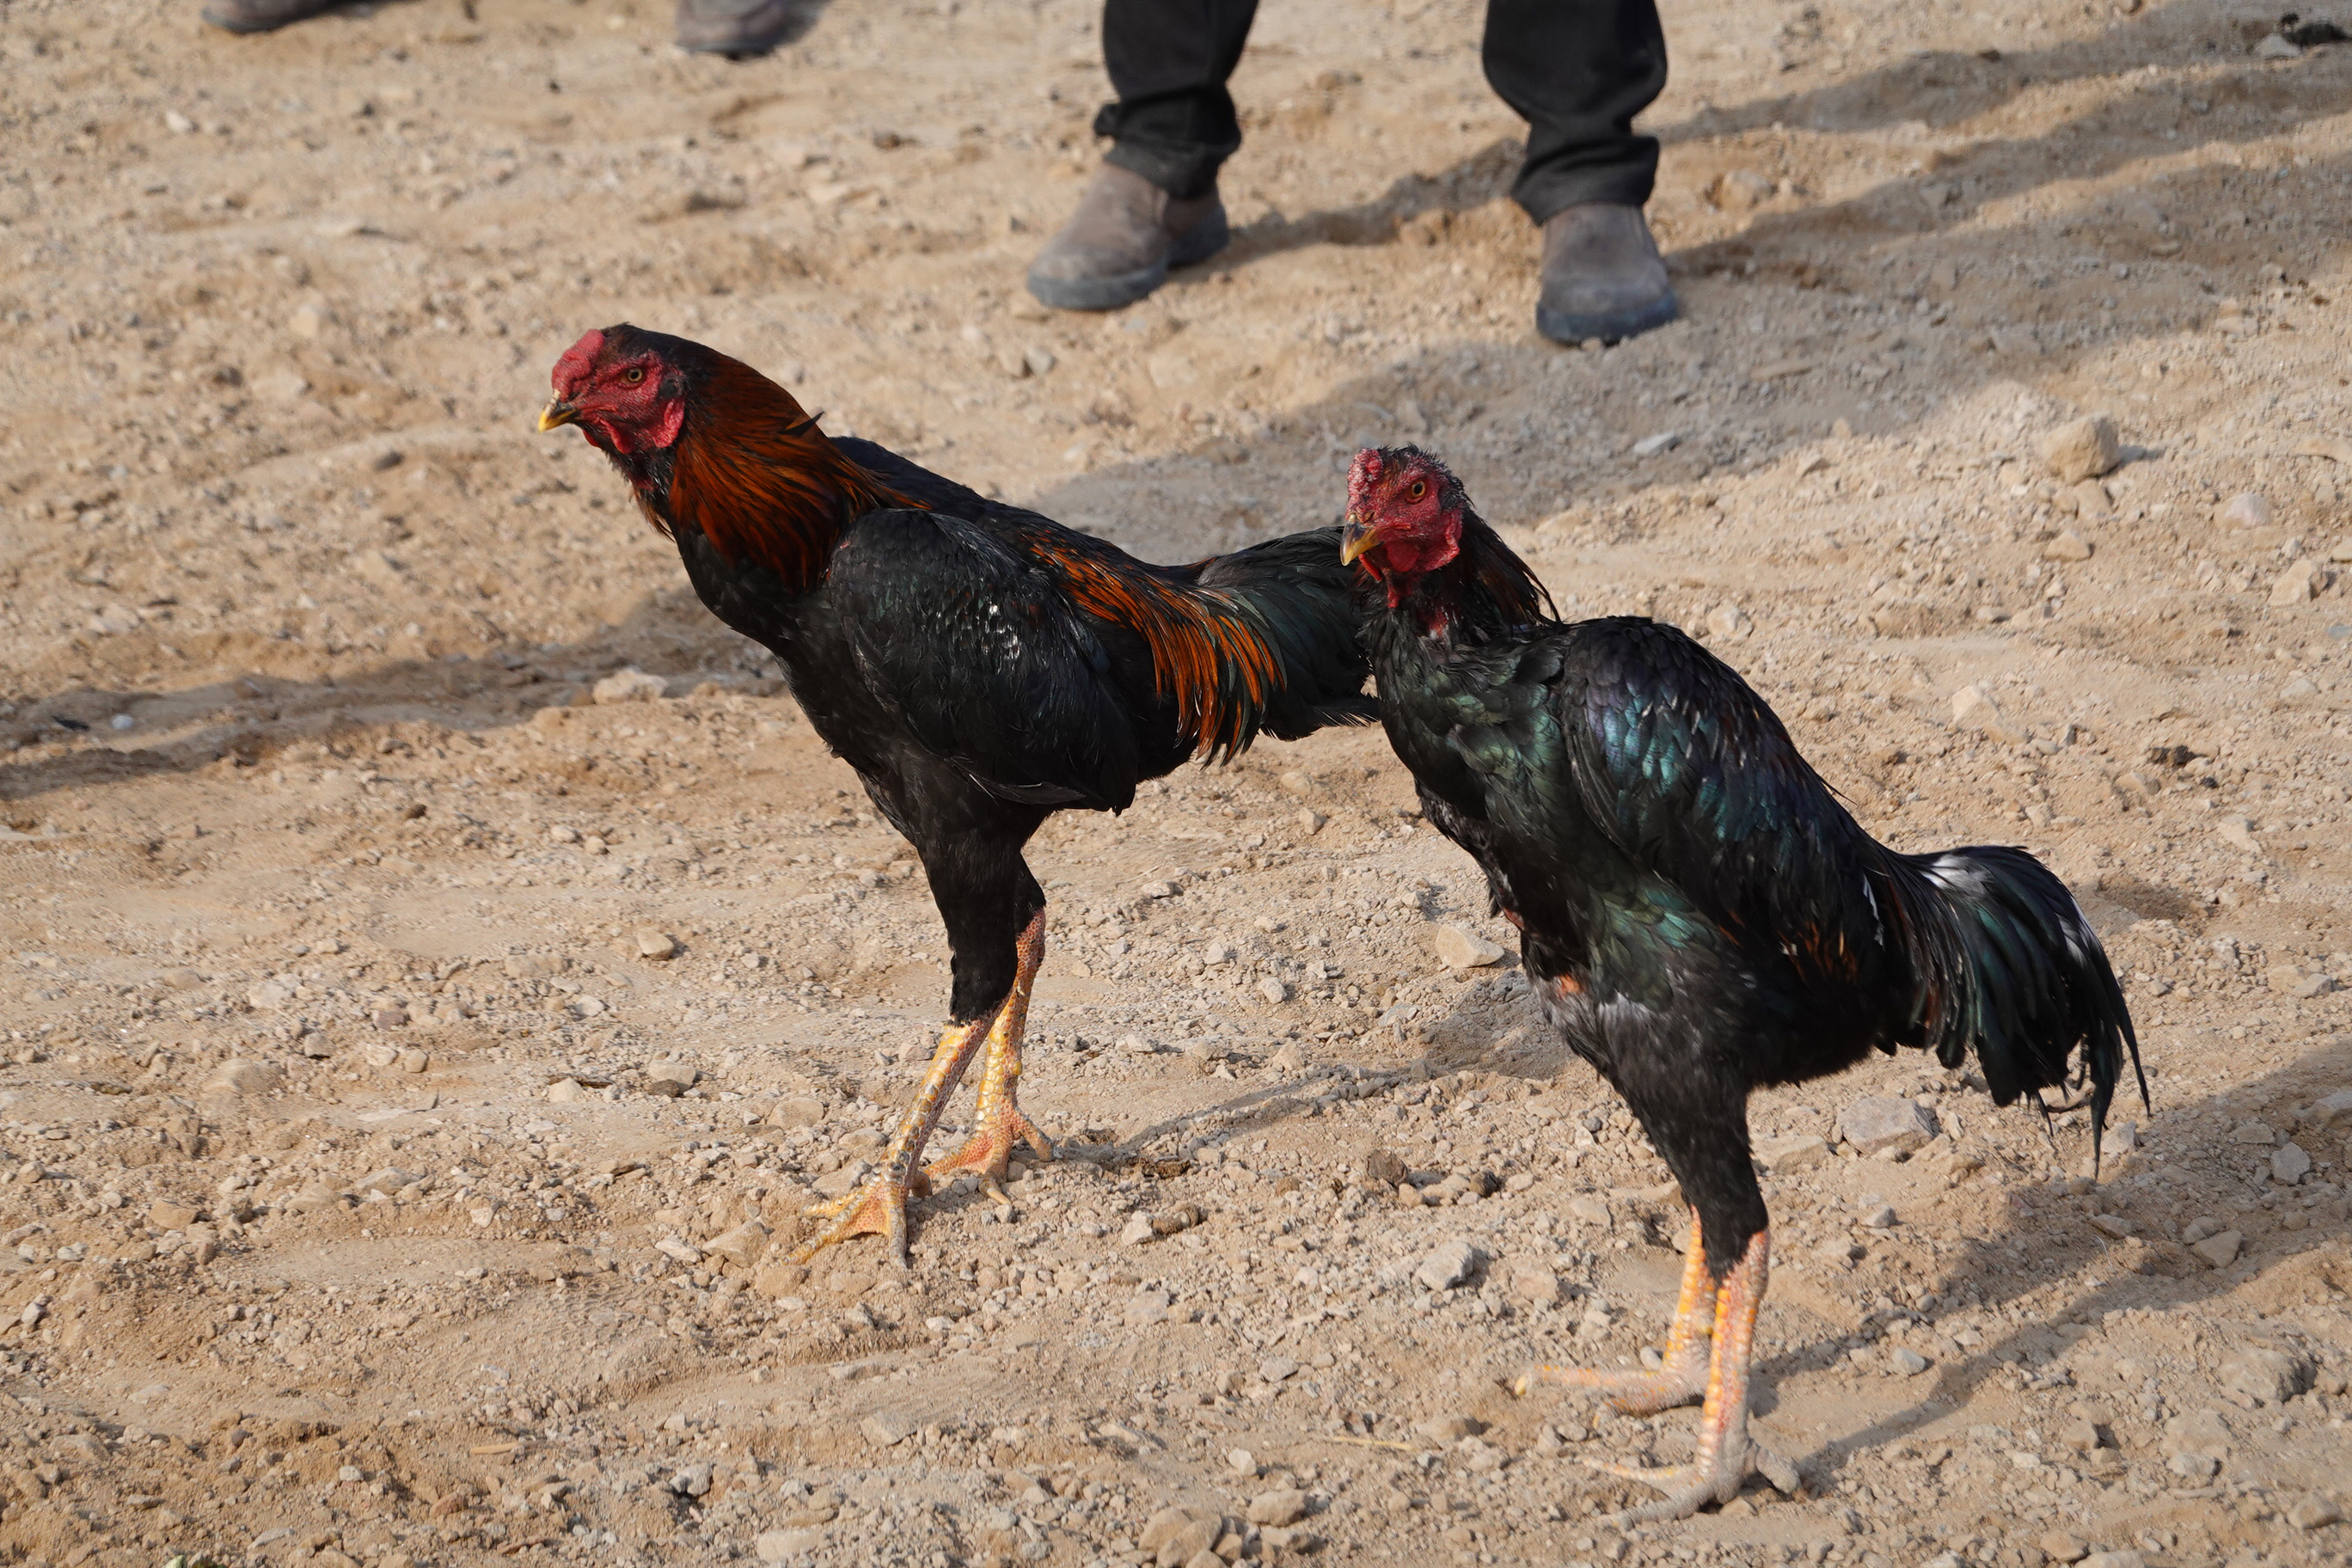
[538,326,1372,1265]
[1341,445,2143,1521]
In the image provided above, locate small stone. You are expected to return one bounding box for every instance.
[163,109,197,134]
[247,980,294,1011]
[1839,1095,1939,1155]
[358,1042,401,1069]
[1152,1518,1218,1568]
[1140,1505,1218,1553]
[289,303,328,340]
[2282,676,2321,704]
[756,1529,822,1563]
[2273,1142,2313,1184]
[2304,1089,2352,1130]
[1246,1489,1309,1527]
[200,1059,283,1097]
[147,1199,201,1232]
[396,1048,430,1074]
[1295,808,1325,835]
[2043,530,2094,562]
[2255,30,2304,56]
[861,1412,911,1448]
[1950,684,2005,734]
[2288,1496,2344,1530]
[654,1234,703,1265]
[2231,1118,2278,1145]
[751,1260,808,1299]
[1364,1148,1408,1189]
[358,1167,420,1196]
[769,1095,824,1128]
[1712,168,1773,211]
[1413,1412,1480,1443]
[2220,1346,2312,1404]
[635,928,679,960]
[2088,1213,2135,1239]
[2041,414,2122,483]
[1277,770,1314,797]
[1415,1238,1483,1291]
[1257,976,1290,1004]
[547,1078,585,1103]
[1430,925,1505,970]
[1706,604,1754,640]
[1859,1202,1898,1228]
[1508,1261,1565,1308]
[2190,1229,2244,1268]
[2166,1449,2220,1480]
[1259,1355,1299,1383]
[668,1462,714,1497]
[2220,491,2274,530]
[2271,560,2324,605]
[1889,1346,1931,1376]
[646,1061,699,1095]
[1022,347,1057,377]
[592,668,668,704]
[1268,1039,1306,1075]
[372,1005,409,1029]
[703,1220,769,1268]
[2079,1553,2145,1568]
[1227,1446,1258,1475]
[1119,1213,1156,1246]
[1754,1132,1831,1173]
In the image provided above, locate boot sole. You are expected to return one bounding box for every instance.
[1026,205,1231,311]
[1536,290,1680,346]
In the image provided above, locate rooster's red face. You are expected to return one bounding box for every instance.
[1341,446,1463,591]
[539,327,688,456]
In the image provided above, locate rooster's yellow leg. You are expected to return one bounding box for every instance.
[788,1010,997,1267]
[921,910,1053,1211]
[1589,1228,1801,1523]
[1513,1209,1713,1414]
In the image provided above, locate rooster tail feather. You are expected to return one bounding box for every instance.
[1895,845,2146,1167]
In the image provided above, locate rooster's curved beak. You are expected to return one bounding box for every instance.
[536,397,580,433]
[1339,514,1381,566]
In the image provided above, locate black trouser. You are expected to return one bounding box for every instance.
[1093,0,1667,222]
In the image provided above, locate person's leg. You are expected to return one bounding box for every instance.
[1028,0,1255,310]
[1095,0,1260,199]
[1482,0,1679,343]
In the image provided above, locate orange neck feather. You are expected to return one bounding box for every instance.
[657,352,917,591]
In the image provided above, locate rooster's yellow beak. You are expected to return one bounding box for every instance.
[1339,516,1381,566]
[536,397,580,433]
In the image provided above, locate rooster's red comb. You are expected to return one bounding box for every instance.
[552,328,609,396]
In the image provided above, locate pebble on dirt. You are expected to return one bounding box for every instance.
[1838,1095,1939,1154]
[2040,414,2122,483]
[1430,925,1504,970]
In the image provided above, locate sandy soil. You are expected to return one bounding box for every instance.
[4,0,2352,1564]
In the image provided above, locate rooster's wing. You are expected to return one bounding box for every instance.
[830,508,1143,810]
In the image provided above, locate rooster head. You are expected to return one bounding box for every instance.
[539,325,690,456]
[1341,446,1464,597]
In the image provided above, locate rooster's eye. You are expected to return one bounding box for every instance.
[622,367,646,385]
[1408,481,1427,500]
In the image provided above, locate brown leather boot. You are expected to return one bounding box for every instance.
[674,0,799,57]
[1535,204,1679,345]
[1026,163,1229,312]
[199,0,339,32]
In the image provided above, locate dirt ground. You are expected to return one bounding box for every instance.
[4,0,2352,1564]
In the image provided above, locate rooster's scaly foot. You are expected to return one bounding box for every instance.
[789,1175,913,1268]
[1589,1440,1799,1525]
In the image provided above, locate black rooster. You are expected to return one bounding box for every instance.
[538,325,1373,1264]
[1340,446,2141,1521]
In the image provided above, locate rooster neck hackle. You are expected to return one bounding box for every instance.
[632,340,919,593]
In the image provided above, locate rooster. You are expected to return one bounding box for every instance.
[537,326,1373,1265]
[1340,446,2142,1522]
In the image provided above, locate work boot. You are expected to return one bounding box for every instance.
[1535,203,1679,346]
[674,0,798,57]
[1026,163,1230,312]
[199,0,337,32]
